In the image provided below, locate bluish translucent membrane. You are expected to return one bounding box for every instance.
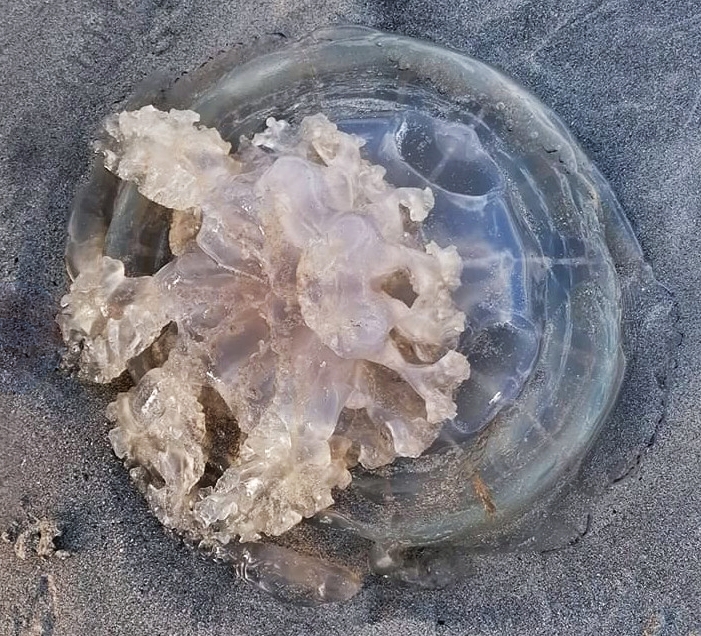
[342,112,540,439]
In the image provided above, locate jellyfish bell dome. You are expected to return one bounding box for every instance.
[59,27,673,604]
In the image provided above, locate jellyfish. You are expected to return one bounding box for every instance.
[57,27,673,604]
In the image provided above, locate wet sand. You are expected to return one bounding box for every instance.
[1,1,699,633]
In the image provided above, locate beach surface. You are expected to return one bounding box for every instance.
[1,1,699,634]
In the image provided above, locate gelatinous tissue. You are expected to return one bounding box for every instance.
[58,106,469,543]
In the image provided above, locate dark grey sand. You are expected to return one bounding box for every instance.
[1,1,700,634]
